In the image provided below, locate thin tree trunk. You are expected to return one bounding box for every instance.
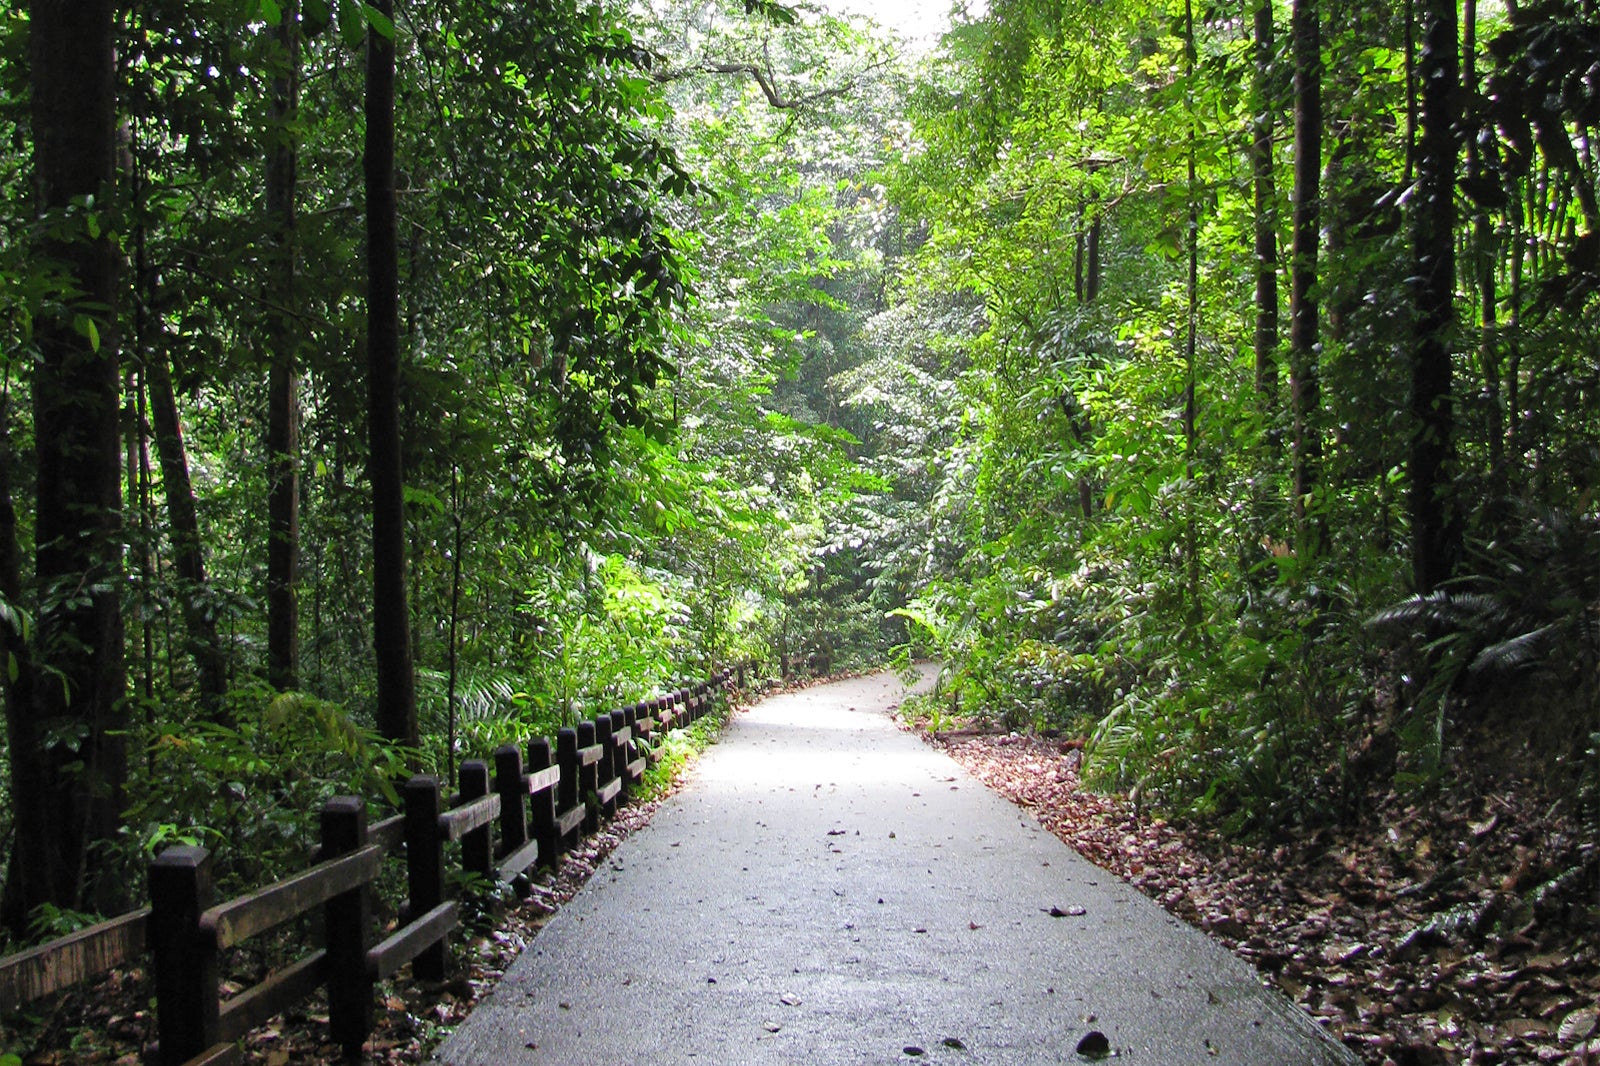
[446,454,463,789]
[1076,212,1101,520]
[124,374,151,704]
[1252,0,1279,412]
[147,350,231,720]
[267,1,302,692]
[1410,0,1461,593]
[1183,0,1201,626]
[0,385,40,931]
[7,0,126,928]
[1463,0,1502,489]
[1289,0,1323,554]
[366,0,418,749]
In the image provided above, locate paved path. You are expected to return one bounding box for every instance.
[436,670,1356,1065]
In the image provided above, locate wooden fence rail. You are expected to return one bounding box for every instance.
[0,666,744,1065]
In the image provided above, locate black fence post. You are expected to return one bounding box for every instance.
[149,845,218,1065]
[609,709,628,794]
[557,727,580,843]
[460,759,493,884]
[621,706,638,775]
[529,736,561,865]
[494,744,527,856]
[578,719,599,832]
[322,796,373,1059]
[404,774,447,981]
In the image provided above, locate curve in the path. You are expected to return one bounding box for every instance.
[436,669,1357,1065]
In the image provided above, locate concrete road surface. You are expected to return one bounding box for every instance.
[435,669,1357,1065]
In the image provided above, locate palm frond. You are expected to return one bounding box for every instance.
[1469,623,1558,675]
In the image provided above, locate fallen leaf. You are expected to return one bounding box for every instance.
[1559,1006,1599,1043]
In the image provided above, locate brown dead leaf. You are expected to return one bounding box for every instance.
[1559,1006,1599,1044]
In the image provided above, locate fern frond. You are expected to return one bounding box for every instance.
[1469,623,1557,674]
[1368,591,1509,631]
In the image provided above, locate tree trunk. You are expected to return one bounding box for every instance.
[147,349,231,719]
[366,0,418,749]
[6,0,127,929]
[1289,0,1323,553]
[1410,0,1461,593]
[1252,0,1280,409]
[1076,212,1101,519]
[1180,0,1202,627]
[0,388,40,933]
[267,1,302,692]
[1463,0,1502,492]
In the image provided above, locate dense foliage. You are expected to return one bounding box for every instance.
[0,0,1594,950]
[884,0,1599,835]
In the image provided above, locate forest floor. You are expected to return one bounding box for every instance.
[928,728,1600,1066]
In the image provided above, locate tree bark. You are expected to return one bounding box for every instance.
[1410,0,1461,593]
[1463,0,1502,491]
[1183,0,1201,625]
[267,1,302,692]
[7,0,127,928]
[1251,0,1280,409]
[366,0,418,749]
[147,350,231,719]
[1289,0,1323,553]
[0,388,39,933]
[1076,212,1101,520]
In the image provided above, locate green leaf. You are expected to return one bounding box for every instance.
[258,0,282,23]
[73,314,100,352]
[403,485,446,513]
[362,2,395,39]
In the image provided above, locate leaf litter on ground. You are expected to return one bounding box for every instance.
[929,729,1599,1066]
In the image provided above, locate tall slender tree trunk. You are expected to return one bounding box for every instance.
[1463,0,1502,491]
[1075,211,1101,520]
[5,0,127,929]
[1182,0,1202,626]
[1289,0,1323,554]
[1410,0,1461,593]
[267,1,302,692]
[1252,0,1280,411]
[0,387,39,930]
[147,350,231,719]
[366,1,418,749]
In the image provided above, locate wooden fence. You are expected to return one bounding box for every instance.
[0,668,741,1065]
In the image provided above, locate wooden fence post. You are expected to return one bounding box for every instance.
[529,737,561,865]
[404,775,447,981]
[594,713,615,791]
[149,845,218,1065]
[494,744,527,859]
[322,796,373,1058]
[556,727,580,838]
[578,720,599,832]
[459,760,493,884]
[608,709,627,796]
